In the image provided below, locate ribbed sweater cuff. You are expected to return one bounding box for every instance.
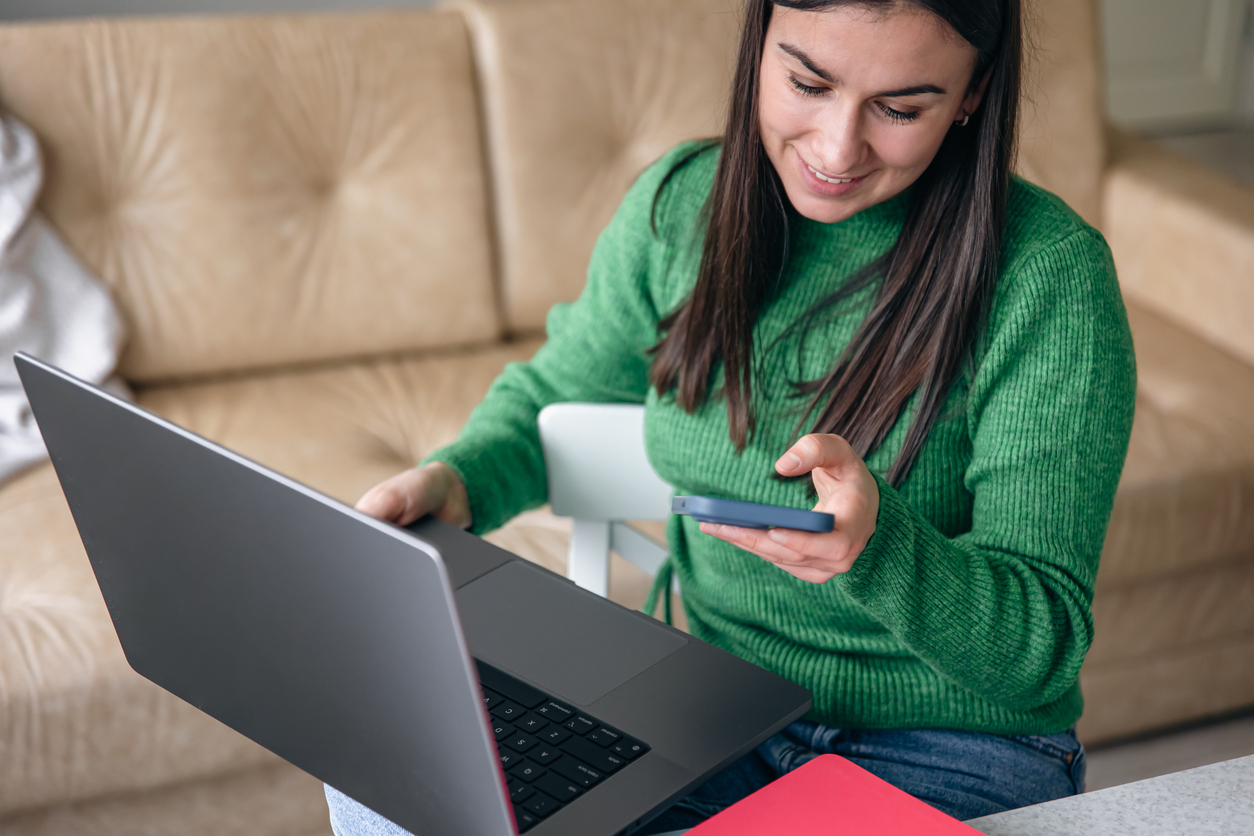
[836,472,918,607]
[422,443,520,536]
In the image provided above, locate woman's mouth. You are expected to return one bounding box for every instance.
[796,154,869,196]
[806,164,856,184]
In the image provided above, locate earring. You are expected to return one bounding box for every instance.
[960,113,970,127]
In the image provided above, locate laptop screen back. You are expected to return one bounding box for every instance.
[17,354,515,836]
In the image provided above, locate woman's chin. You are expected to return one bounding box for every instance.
[786,190,869,225]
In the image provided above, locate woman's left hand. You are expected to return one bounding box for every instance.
[699,433,880,583]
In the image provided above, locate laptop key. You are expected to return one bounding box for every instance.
[610,736,648,760]
[508,780,535,804]
[535,700,574,724]
[561,735,625,773]
[540,725,571,745]
[534,772,582,803]
[482,689,504,711]
[491,721,515,741]
[509,759,547,783]
[586,726,620,747]
[522,792,562,817]
[491,700,526,722]
[503,732,539,753]
[512,805,540,832]
[563,715,597,735]
[498,749,521,769]
[531,746,563,765]
[551,756,603,788]
[516,713,549,734]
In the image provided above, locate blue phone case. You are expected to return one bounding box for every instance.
[671,496,834,533]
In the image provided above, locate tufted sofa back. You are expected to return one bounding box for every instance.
[460,0,741,334]
[0,0,1107,378]
[0,12,500,383]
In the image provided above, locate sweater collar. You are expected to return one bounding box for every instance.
[787,186,911,248]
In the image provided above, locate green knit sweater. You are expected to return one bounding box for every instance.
[428,142,1137,736]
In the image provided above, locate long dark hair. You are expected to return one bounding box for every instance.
[649,0,1021,487]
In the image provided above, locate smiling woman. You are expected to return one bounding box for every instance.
[651,0,1019,490]
[341,0,1137,833]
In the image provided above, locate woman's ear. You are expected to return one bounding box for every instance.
[957,66,994,122]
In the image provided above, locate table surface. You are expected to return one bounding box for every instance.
[656,754,1254,836]
[966,754,1254,835]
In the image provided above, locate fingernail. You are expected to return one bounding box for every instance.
[780,453,801,471]
[768,529,787,543]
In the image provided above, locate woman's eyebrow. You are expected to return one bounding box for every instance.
[776,43,947,97]
[778,43,835,82]
[877,84,947,97]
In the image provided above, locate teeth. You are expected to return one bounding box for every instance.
[807,164,854,184]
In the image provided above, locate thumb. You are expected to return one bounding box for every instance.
[356,482,410,523]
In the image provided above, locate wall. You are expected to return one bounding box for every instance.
[1238,0,1254,124]
[1099,0,1253,130]
[0,0,436,20]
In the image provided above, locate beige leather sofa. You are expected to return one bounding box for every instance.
[0,0,1251,833]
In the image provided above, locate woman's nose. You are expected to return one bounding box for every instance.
[811,103,865,175]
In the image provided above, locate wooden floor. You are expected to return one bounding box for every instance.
[1084,711,1254,791]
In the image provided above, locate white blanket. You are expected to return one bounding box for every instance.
[0,113,126,487]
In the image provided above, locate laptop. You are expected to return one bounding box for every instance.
[15,352,811,836]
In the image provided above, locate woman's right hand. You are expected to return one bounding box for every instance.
[355,462,472,530]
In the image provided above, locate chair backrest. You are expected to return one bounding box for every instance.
[538,403,672,596]
[538,403,672,522]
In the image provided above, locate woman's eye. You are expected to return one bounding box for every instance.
[787,75,826,97]
[876,102,920,124]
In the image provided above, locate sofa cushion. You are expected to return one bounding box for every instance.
[466,0,1108,333]
[1079,552,1254,742]
[1100,302,1254,587]
[1017,0,1106,226]
[1087,557,1254,669]
[0,12,500,382]
[0,342,540,816]
[1102,130,1254,369]
[1078,633,1254,743]
[0,761,331,836]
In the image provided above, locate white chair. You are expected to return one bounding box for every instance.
[538,403,673,598]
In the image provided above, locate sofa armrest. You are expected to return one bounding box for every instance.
[1101,126,1254,367]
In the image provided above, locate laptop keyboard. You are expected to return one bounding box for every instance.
[476,661,652,833]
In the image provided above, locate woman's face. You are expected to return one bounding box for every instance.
[759,4,987,224]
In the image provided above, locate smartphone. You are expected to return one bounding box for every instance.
[672,495,834,533]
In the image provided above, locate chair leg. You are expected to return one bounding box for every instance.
[568,519,611,597]
[610,522,669,578]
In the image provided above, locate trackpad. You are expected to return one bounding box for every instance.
[455,561,686,706]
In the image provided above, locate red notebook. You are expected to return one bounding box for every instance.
[686,754,982,835]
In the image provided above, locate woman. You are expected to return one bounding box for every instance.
[331,0,1135,831]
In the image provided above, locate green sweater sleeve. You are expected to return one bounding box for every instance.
[422,149,692,534]
[836,228,1137,711]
